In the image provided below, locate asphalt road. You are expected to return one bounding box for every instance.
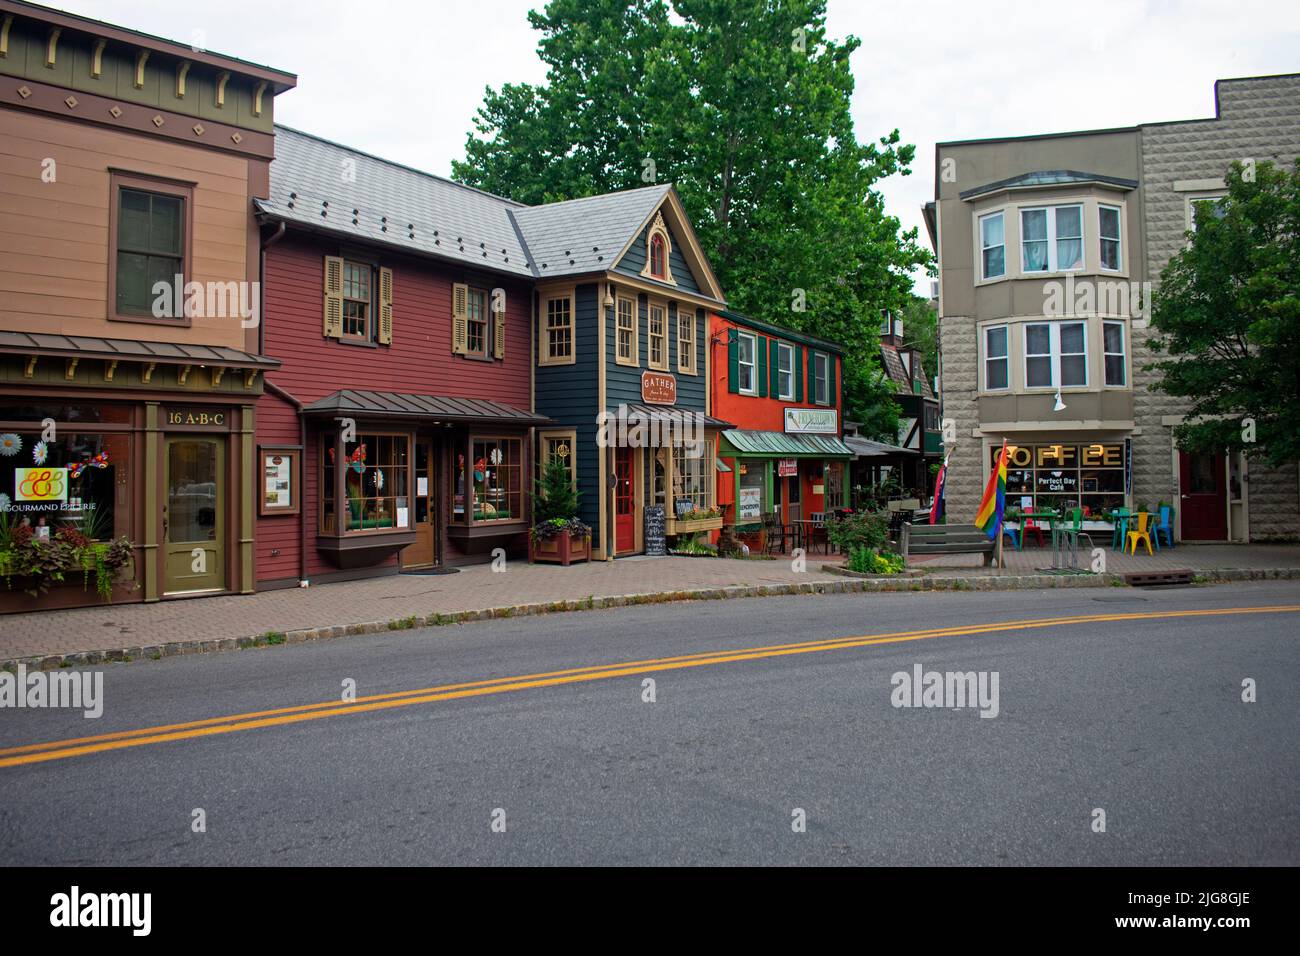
[1,582,1297,866]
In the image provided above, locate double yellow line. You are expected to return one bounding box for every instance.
[2,604,1296,769]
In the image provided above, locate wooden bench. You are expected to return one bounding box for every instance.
[899,522,996,567]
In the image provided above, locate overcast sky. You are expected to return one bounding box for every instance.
[58,1,1300,292]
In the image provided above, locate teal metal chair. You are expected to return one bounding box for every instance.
[1110,508,1131,550]
[1001,524,1021,550]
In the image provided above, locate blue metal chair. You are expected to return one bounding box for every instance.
[1002,525,1021,551]
[1155,506,1175,550]
[1111,508,1130,550]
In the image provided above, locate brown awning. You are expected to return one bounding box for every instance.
[302,389,552,426]
[0,331,281,369]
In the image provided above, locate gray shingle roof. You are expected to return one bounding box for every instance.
[260,127,682,285]
[880,343,934,399]
[511,185,670,278]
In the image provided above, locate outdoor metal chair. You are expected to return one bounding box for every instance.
[1125,512,1155,556]
[1155,506,1175,549]
[762,512,790,555]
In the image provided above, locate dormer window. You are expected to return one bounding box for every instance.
[640,212,676,285]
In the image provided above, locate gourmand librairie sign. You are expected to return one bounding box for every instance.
[784,408,837,434]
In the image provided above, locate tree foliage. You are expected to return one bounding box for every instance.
[1148,159,1300,467]
[452,0,931,437]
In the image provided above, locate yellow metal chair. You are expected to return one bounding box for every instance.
[1125,512,1154,556]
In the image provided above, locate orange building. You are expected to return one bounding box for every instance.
[708,310,853,547]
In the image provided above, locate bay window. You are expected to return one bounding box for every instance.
[456,437,522,523]
[1103,320,1126,386]
[1024,321,1087,389]
[984,325,1009,390]
[1099,204,1122,271]
[671,443,714,514]
[321,431,411,534]
[1021,204,1083,273]
[979,211,1005,279]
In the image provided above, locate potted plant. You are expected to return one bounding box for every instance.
[0,510,135,603]
[528,457,591,565]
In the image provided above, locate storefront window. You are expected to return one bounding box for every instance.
[825,462,845,510]
[0,429,126,540]
[997,442,1124,517]
[321,432,410,533]
[737,461,765,524]
[672,443,714,514]
[458,438,521,522]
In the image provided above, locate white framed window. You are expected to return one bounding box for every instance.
[979,211,1005,280]
[737,331,756,395]
[615,295,637,366]
[776,342,794,400]
[1021,204,1084,273]
[1103,320,1126,387]
[1024,321,1088,389]
[540,293,574,365]
[813,352,829,405]
[676,307,696,374]
[1188,195,1226,233]
[984,325,1009,391]
[1099,204,1122,271]
[648,302,668,370]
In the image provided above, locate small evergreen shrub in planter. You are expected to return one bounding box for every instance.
[529,458,591,565]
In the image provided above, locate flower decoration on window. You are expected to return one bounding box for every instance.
[32,441,48,465]
[373,468,384,492]
[68,451,109,479]
[347,443,367,474]
[474,457,486,483]
[0,434,21,457]
[0,493,10,512]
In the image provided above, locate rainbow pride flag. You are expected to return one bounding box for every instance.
[929,454,948,524]
[974,440,1008,540]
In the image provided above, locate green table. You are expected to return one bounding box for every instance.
[1021,511,1075,568]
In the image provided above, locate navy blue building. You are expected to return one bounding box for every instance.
[527,185,730,556]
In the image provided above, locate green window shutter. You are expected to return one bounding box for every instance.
[769,342,779,397]
[794,345,804,402]
[727,329,739,394]
[829,355,838,408]
[757,336,769,398]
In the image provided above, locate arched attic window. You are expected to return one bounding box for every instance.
[640,212,676,285]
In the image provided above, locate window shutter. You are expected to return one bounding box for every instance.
[794,345,804,402]
[727,329,739,394]
[323,256,344,339]
[769,343,780,396]
[451,282,468,355]
[493,298,506,360]
[757,336,769,398]
[829,355,838,407]
[377,267,394,345]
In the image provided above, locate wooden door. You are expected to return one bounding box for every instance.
[1179,451,1226,540]
[402,440,437,567]
[164,436,225,594]
[614,446,636,554]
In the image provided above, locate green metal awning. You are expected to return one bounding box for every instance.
[721,429,853,459]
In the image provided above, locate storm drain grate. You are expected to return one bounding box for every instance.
[1124,569,1194,587]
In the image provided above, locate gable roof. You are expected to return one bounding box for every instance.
[511,184,671,279]
[879,342,934,399]
[258,127,723,301]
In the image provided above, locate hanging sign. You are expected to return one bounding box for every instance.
[778,459,797,478]
[784,408,837,434]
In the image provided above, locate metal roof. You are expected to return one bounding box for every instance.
[959,169,1138,201]
[721,429,853,459]
[261,128,692,287]
[844,435,917,458]
[302,389,551,425]
[0,331,280,368]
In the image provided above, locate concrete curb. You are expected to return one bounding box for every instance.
[5,566,1299,672]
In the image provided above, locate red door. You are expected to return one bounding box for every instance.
[1179,451,1227,540]
[614,446,636,554]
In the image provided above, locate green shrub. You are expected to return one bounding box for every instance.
[826,509,889,554]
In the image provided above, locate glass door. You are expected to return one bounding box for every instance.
[401,440,438,568]
[164,437,225,594]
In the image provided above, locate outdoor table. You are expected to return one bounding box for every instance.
[1021,511,1075,569]
[790,519,821,554]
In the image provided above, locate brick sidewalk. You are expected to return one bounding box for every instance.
[3,544,1298,665]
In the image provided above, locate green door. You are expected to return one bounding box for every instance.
[164,437,226,594]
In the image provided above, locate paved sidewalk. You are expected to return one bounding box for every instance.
[3,544,1298,666]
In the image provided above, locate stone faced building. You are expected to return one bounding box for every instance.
[928,73,1300,542]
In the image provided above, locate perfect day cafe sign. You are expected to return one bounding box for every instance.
[784,408,838,434]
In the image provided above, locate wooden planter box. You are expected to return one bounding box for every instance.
[666,515,724,536]
[530,530,592,566]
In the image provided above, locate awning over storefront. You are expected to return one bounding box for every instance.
[0,331,281,369]
[844,435,917,458]
[614,403,735,430]
[722,429,854,459]
[302,389,551,426]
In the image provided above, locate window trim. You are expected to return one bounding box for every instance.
[812,351,830,406]
[1102,319,1127,388]
[736,331,758,396]
[1020,203,1084,274]
[775,342,794,400]
[462,434,525,526]
[978,210,1006,281]
[320,430,414,537]
[537,428,578,490]
[647,299,670,371]
[1098,203,1122,272]
[1186,193,1226,237]
[538,291,576,366]
[983,324,1009,392]
[107,170,195,326]
[639,212,677,286]
[614,294,638,367]
[341,259,374,343]
[676,306,697,375]
[1022,320,1089,390]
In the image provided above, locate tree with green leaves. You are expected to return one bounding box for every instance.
[1148,158,1300,468]
[453,0,930,437]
